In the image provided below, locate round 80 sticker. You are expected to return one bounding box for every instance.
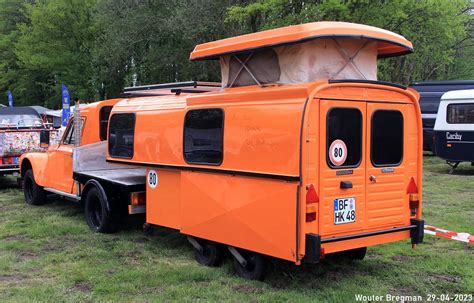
[148,170,158,189]
[329,139,347,166]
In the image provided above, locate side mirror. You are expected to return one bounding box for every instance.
[40,130,50,148]
[53,117,61,128]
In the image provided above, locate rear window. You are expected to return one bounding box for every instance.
[108,113,135,159]
[327,108,362,168]
[447,103,474,124]
[99,106,113,141]
[183,108,224,165]
[371,110,404,166]
[0,114,43,129]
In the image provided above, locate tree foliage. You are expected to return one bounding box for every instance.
[0,0,472,107]
[227,0,473,84]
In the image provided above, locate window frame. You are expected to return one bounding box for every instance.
[99,106,113,141]
[61,117,85,146]
[107,112,136,159]
[446,103,474,124]
[326,107,363,169]
[370,109,404,167]
[182,108,225,166]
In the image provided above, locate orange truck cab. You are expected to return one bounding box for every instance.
[19,83,220,233]
[105,22,424,280]
[19,98,148,233]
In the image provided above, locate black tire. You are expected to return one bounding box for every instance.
[23,169,47,205]
[84,186,117,233]
[194,240,223,267]
[343,247,367,260]
[233,249,266,280]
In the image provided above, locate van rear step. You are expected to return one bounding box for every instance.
[304,219,424,264]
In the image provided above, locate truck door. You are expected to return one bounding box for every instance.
[45,120,77,193]
[366,103,409,228]
[319,100,366,237]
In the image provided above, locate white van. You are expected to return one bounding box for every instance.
[433,89,474,172]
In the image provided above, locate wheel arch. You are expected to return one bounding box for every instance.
[20,154,48,186]
[81,179,111,212]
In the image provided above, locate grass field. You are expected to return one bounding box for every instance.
[1,155,473,302]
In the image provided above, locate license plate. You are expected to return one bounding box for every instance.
[334,197,356,224]
[13,157,19,164]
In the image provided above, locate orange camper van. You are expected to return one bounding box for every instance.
[106,22,424,280]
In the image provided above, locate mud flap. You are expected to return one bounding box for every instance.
[303,233,321,264]
[410,218,425,245]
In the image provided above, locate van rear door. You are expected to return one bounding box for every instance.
[319,100,367,237]
[366,103,410,229]
[318,99,410,237]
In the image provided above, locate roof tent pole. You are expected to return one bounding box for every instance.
[233,55,262,87]
[228,53,258,88]
[331,39,370,80]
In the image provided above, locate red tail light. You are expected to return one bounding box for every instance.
[306,184,318,222]
[406,177,418,194]
[407,177,419,216]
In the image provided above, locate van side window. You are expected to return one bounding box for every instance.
[447,103,474,124]
[108,113,135,159]
[184,108,224,165]
[99,106,113,141]
[327,108,362,168]
[371,110,403,166]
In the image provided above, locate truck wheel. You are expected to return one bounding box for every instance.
[84,187,117,233]
[194,240,223,267]
[23,169,47,205]
[233,249,266,280]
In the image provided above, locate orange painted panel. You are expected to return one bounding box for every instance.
[117,94,306,177]
[180,171,299,262]
[43,144,74,192]
[146,168,182,230]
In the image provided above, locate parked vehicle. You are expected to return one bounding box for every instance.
[106,22,425,280]
[19,83,220,233]
[433,89,474,173]
[0,106,58,177]
[19,98,147,233]
[409,80,474,151]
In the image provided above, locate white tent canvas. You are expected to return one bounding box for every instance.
[220,38,378,87]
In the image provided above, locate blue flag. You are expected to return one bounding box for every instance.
[7,90,13,107]
[61,84,71,127]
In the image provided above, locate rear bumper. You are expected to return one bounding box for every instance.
[0,165,20,174]
[304,219,424,264]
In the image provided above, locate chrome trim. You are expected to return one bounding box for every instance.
[44,187,80,201]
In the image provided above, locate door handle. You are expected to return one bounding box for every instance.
[369,175,377,183]
[340,181,353,189]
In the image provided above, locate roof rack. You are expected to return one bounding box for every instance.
[122,81,221,97]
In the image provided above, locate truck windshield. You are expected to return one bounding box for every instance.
[0,114,44,129]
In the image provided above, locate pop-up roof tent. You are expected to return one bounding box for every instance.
[190,21,413,87]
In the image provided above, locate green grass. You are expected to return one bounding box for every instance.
[1,156,473,302]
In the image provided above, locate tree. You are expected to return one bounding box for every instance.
[15,0,98,108]
[227,0,474,84]
[0,0,33,106]
[92,0,246,99]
